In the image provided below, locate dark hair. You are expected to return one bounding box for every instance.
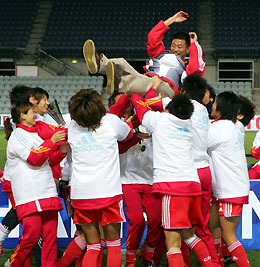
[207,84,216,102]
[4,101,34,139]
[238,95,255,126]
[182,74,209,103]
[9,85,34,105]
[172,32,190,47]
[33,87,49,102]
[4,118,13,140]
[216,91,239,123]
[108,92,124,107]
[69,89,106,131]
[166,94,193,120]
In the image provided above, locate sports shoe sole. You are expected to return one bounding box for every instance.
[106,62,115,95]
[83,39,98,74]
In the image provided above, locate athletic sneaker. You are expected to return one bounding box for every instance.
[106,61,117,95]
[83,39,100,74]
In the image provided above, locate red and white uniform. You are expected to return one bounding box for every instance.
[248,128,260,179]
[208,120,249,203]
[132,94,201,196]
[68,113,131,209]
[7,125,64,216]
[7,124,65,267]
[144,20,206,94]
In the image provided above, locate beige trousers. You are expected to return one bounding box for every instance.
[99,54,175,98]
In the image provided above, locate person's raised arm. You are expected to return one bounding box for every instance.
[164,11,189,27]
[186,32,206,76]
[147,11,189,59]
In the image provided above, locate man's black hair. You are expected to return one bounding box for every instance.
[238,95,255,126]
[216,91,239,123]
[9,85,34,105]
[182,74,209,103]
[172,32,190,47]
[166,94,193,120]
[108,92,124,108]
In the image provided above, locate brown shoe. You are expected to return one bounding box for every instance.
[83,39,100,74]
[106,61,120,95]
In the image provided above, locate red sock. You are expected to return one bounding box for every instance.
[221,238,230,257]
[106,238,122,267]
[214,238,224,267]
[57,236,87,267]
[126,249,136,266]
[97,239,105,267]
[82,243,101,267]
[228,241,250,266]
[181,240,191,267]
[143,245,155,263]
[76,252,84,267]
[167,251,185,267]
[186,236,214,267]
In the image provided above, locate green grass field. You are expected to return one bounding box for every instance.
[0,129,259,266]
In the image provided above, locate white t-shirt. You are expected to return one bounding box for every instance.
[7,128,58,206]
[207,120,249,199]
[142,110,200,184]
[120,126,153,185]
[190,100,210,169]
[68,113,131,200]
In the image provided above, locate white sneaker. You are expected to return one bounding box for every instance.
[4,258,10,267]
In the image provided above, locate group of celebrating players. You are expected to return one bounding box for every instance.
[0,10,257,267]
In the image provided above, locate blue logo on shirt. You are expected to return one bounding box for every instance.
[169,125,191,141]
[193,115,209,132]
[72,132,104,153]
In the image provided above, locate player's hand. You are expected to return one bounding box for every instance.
[0,176,4,183]
[172,11,189,23]
[151,76,162,90]
[58,124,65,129]
[51,131,66,143]
[125,115,133,123]
[164,11,189,26]
[136,132,151,140]
[59,142,71,153]
[189,32,198,43]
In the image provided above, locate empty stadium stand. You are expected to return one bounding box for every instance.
[0,1,36,56]
[0,76,103,114]
[41,0,197,58]
[213,0,260,57]
[210,81,252,100]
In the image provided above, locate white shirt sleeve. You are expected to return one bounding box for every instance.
[253,131,260,148]
[108,114,131,141]
[207,124,221,153]
[8,131,32,162]
[162,97,171,110]
[142,110,161,133]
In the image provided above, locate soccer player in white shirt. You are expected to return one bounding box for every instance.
[208,92,251,266]
[131,93,213,267]
[68,89,133,267]
[6,101,67,266]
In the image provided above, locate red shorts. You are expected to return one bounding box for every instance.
[218,201,243,217]
[162,194,204,229]
[211,197,243,217]
[73,201,126,226]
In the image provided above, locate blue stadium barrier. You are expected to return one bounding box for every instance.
[0,181,260,250]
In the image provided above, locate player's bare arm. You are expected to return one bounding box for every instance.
[164,11,189,27]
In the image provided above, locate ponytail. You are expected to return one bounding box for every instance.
[4,118,13,140]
